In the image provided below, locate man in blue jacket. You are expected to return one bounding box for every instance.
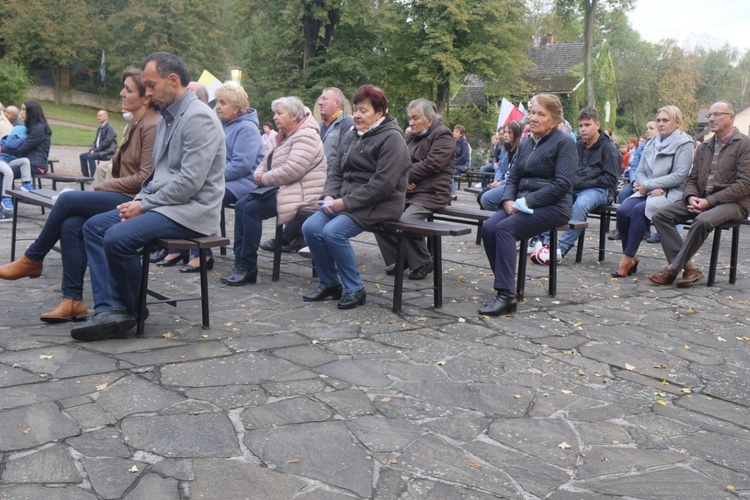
[531,107,619,264]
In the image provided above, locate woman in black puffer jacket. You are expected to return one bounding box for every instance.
[479,93,578,316]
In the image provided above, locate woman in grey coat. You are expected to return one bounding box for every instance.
[612,105,693,277]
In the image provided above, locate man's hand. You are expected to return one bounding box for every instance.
[636,182,648,195]
[407,182,416,191]
[687,196,710,214]
[489,180,501,189]
[503,199,517,215]
[650,188,665,197]
[323,196,345,215]
[118,201,144,221]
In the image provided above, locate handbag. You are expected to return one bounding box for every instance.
[248,185,279,199]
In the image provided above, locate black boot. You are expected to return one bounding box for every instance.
[303,284,343,302]
[477,290,517,316]
[221,267,258,286]
[337,288,367,309]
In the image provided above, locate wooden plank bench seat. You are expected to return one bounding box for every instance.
[7,188,58,260]
[32,172,94,191]
[137,235,229,336]
[374,219,471,312]
[433,205,494,244]
[707,218,750,286]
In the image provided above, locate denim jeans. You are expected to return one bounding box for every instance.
[478,185,506,211]
[83,209,202,316]
[302,210,364,293]
[233,192,278,269]
[188,190,239,257]
[0,158,32,195]
[539,188,611,255]
[25,190,130,301]
[617,182,635,204]
[80,152,106,177]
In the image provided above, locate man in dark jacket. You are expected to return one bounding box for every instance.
[375,98,455,280]
[79,110,117,177]
[649,101,750,287]
[532,107,619,264]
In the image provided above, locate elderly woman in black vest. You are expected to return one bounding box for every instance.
[479,93,578,316]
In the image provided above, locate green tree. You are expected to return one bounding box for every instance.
[0,60,31,106]
[0,0,95,103]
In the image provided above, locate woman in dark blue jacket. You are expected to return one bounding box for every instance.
[2,100,51,175]
[479,94,578,316]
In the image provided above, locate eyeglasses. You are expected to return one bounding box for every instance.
[706,112,733,118]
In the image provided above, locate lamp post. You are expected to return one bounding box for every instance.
[230,66,243,83]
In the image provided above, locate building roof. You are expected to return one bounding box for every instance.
[450,74,486,108]
[527,41,598,94]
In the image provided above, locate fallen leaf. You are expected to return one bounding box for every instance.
[23,428,31,435]
[717,336,726,342]
[680,388,692,393]
[389,458,398,464]
[513,394,521,399]
[436,361,446,366]
[224,322,234,327]
[311,340,320,344]
[417,317,427,322]
[558,442,572,449]
[656,399,667,406]
[611,440,620,444]
[625,363,635,371]
[566,470,575,477]
[39,354,54,360]
[319,374,328,378]
[12,363,20,369]
[457,317,466,323]
[577,370,586,376]
[286,458,300,464]
[163,332,173,338]
[561,390,573,395]
[468,461,479,468]
[95,383,108,391]
[662,380,669,386]
[201,334,209,338]
[380,397,391,402]
[128,465,139,473]
[727,485,735,491]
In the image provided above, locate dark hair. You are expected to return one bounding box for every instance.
[263,121,275,130]
[122,68,146,97]
[352,84,388,114]
[23,100,51,135]
[140,52,190,87]
[578,106,599,122]
[504,120,522,153]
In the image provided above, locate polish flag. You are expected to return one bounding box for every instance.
[497,98,514,130]
[505,106,525,124]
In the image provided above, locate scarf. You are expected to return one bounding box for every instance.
[276,113,308,144]
[649,130,678,165]
[357,115,386,137]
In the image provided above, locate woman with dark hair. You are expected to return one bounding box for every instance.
[0,100,52,214]
[478,94,577,316]
[302,84,411,309]
[0,69,158,323]
[478,120,522,211]
[261,121,277,146]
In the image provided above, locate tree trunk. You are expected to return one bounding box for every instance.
[302,14,320,76]
[437,80,450,120]
[52,67,61,105]
[583,0,597,107]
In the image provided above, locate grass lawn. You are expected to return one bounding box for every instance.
[40,101,126,146]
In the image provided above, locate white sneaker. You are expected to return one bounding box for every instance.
[298,246,311,258]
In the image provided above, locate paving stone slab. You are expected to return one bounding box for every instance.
[241,396,333,429]
[394,380,533,417]
[393,434,520,498]
[675,393,750,429]
[318,359,391,387]
[294,487,360,500]
[184,384,268,411]
[326,338,399,356]
[122,474,179,500]
[0,402,80,452]
[666,432,750,473]
[345,415,424,453]
[373,465,411,500]
[576,467,735,499]
[190,458,306,499]
[402,479,504,500]
[81,457,145,499]
[226,331,309,352]
[271,344,339,367]
[66,427,130,458]
[487,417,580,465]
[150,458,194,480]
[0,345,123,379]
[0,484,98,500]
[114,341,232,367]
[245,421,373,497]
[314,389,373,418]
[2,444,79,483]
[120,412,241,458]
[421,413,492,442]
[574,420,632,446]
[93,374,186,419]
[373,395,458,419]
[463,440,570,497]
[261,378,328,397]
[575,446,686,479]
[0,372,125,411]
[0,363,45,387]
[160,351,313,387]
[381,361,448,382]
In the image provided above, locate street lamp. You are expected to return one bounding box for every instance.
[230,66,243,83]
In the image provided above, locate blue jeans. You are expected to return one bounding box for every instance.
[479,163,495,187]
[479,185,506,211]
[302,210,364,293]
[233,192,278,269]
[83,209,202,316]
[540,188,611,256]
[617,183,634,204]
[481,206,569,291]
[616,196,649,256]
[26,190,130,301]
[188,190,239,257]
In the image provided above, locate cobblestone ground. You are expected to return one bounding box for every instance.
[1,147,749,499]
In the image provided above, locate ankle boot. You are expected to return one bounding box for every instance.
[40,299,88,323]
[0,255,43,280]
[477,290,518,316]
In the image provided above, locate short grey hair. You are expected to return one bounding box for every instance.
[406,98,440,121]
[215,81,249,110]
[322,87,347,110]
[271,96,306,121]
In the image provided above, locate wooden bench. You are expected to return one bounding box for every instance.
[7,188,57,260]
[517,221,588,300]
[33,172,94,191]
[574,203,618,263]
[432,205,494,245]
[137,235,229,336]
[707,218,750,286]
[373,219,471,312]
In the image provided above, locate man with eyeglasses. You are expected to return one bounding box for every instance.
[648,101,750,287]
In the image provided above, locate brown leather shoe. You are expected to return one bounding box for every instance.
[40,299,88,323]
[0,255,43,280]
[648,266,678,286]
[675,267,704,288]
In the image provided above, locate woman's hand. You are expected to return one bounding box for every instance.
[650,188,665,197]
[636,183,648,195]
[253,174,263,186]
[407,182,416,191]
[489,180,501,189]
[503,199,517,215]
[323,196,345,215]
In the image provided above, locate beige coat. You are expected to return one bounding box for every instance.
[255,113,327,224]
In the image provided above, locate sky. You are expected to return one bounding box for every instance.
[627,0,750,54]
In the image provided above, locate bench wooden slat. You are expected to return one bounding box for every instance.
[381,220,471,237]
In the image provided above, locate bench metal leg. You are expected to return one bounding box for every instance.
[10,199,19,261]
[598,212,610,261]
[198,247,210,328]
[432,235,443,308]
[272,223,283,282]
[549,231,558,296]
[219,206,227,256]
[392,232,405,313]
[475,221,483,245]
[517,238,528,301]
[730,226,740,284]
[137,245,152,337]
[575,229,585,263]
[707,227,723,287]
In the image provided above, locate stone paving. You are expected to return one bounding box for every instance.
[2,153,750,499]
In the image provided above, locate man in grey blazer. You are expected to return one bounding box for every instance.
[71,52,226,342]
